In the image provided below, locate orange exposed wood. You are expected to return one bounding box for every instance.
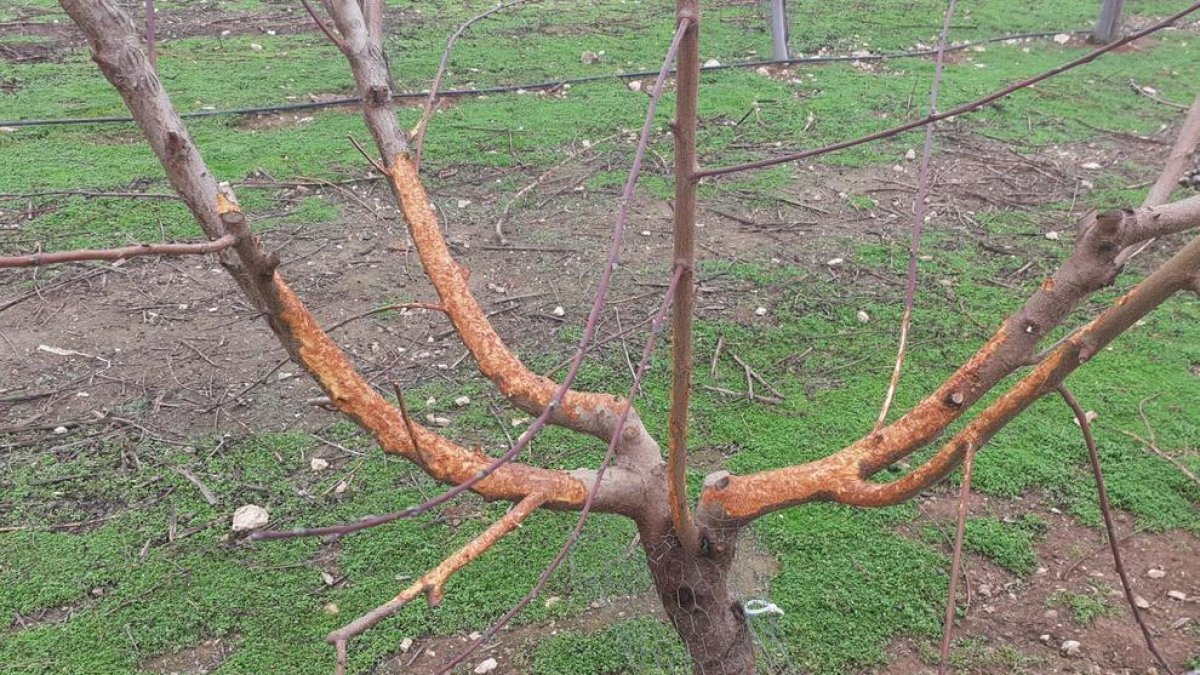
[700,231,1200,521]
[387,155,632,440]
[326,492,546,650]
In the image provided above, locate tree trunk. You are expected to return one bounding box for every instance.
[641,518,756,674]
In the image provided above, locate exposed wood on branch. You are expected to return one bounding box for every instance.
[326,493,546,675]
[701,199,1200,522]
[58,0,596,513]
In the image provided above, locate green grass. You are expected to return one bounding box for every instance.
[3,0,1200,673]
[924,515,1047,576]
[1047,588,1118,626]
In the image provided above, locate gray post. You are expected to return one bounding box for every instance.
[1092,0,1126,43]
[769,0,789,61]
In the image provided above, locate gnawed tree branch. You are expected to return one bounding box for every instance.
[57,0,613,516]
[317,0,667,473]
[51,0,1200,671]
[700,197,1200,522]
[325,492,546,675]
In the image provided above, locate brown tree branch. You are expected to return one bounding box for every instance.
[1116,94,1200,266]
[937,434,974,675]
[700,201,1200,522]
[325,493,546,675]
[1058,386,1175,674]
[875,0,956,430]
[667,0,702,554]
[58,0,600,514]
[694,2,1200,180]
[0,234,235,268]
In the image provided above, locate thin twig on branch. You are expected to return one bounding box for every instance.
[937,441,974,675]
[412,0,541,164]
[1058,386,1175,675]
[0,234,236,269]
[876,0,956,430]
[694,2,1200,179]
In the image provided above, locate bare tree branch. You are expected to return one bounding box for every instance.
[700,199,1200,522]
[937,436,975,675]
[694,2,1200,180]
[58,0,596,514]
[0,234,235,268]
[1116,94,1200,265]
[411,0,541,164]
[325,492,546,675]
[1058,386,1175,675]
[667,1,702,554]
[875,0,956,430]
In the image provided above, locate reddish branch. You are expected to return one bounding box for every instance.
[1058,386,1174,674]
[412,0,541,163]
[667,0,702,554]
[694,1,1200,180]
[875,0,956,429]
[0,234,234,268]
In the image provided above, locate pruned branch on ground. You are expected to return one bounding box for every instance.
[19,0,1200,672]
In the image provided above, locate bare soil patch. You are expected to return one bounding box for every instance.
[140,635,239,675]
[882,490,1200,674]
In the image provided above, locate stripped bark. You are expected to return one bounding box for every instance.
[50,1,1200,673]
[700,199,1200,523]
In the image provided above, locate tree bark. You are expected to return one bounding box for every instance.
[641,515,756,674]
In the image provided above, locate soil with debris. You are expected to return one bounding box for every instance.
[2,93,1196,674]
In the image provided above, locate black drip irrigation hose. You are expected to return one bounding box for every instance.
[0,30,1086,128]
